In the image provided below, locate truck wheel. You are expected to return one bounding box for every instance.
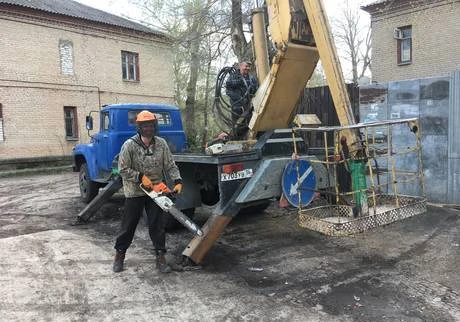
[165,208,196,231]
[79,163,99,203]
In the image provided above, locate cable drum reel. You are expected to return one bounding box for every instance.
[282,160,317,207]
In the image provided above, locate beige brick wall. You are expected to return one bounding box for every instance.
[369,1,460,83]
[0,85,99,158]
[0,10,175,160]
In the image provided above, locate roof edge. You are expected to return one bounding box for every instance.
[0,0,171,41]
[361,1,388,13]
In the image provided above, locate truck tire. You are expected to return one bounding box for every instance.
[79,163,100,203]
[165,208,195,231]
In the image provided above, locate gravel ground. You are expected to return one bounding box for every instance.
[0,172,459,321]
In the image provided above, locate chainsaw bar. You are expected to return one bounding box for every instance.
[140,185,203,237]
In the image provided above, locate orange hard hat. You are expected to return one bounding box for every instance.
[136,110,156,122]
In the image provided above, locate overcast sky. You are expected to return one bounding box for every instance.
[74,0,371,25]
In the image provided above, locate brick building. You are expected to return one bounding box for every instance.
[0,0,175,161]
[362,0,460,83]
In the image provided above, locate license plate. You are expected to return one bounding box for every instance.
[221,169,253,181]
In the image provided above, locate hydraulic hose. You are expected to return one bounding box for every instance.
[212,66,251,131]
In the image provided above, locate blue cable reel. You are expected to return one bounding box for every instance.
[282,160,317,207]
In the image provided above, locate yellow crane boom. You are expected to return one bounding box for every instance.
[249,0,358,145]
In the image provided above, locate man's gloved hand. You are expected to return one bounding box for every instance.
[153,182,171,194]
[141,174,154,190]
[173,183,183,194]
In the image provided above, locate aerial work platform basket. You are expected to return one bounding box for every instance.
[291,117,427,236]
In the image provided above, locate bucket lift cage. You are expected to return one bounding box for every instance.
[292,117,427,236]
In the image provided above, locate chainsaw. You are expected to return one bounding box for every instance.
[140,182,203,237]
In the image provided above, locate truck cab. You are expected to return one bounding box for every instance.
[73,103,187,202]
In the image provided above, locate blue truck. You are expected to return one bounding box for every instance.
[73,103,327,264]
[73,103,187,203]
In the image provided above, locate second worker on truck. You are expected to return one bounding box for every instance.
[225,61,258,139]
[112,110,183,274]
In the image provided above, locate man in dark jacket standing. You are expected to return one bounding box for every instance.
[225,61,258,139]
[113,110,183,274]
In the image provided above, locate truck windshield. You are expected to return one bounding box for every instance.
[128,110,172,126]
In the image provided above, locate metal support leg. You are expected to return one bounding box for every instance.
[182,214,232,264]
[76,176,123,223]
[181,178,249,264]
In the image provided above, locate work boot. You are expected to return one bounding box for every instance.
[113,250,125,273]
[156,251,172,274]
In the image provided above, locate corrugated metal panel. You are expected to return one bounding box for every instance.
[388,79,421,197]
[360,73,460,204]
[420,77,449,202]
[448,70,460,204]
[421,135,448,200]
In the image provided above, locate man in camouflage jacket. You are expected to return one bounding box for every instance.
[113,110,182,274]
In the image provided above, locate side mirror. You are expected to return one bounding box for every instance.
[85,116,93,130]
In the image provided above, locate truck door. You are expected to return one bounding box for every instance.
[96,111,111,172]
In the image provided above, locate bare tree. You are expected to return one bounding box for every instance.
[131,0,233,147]
[230,0,251,62]
[332,0,371,85]
[183,3,210,143]
[128,0,259,147]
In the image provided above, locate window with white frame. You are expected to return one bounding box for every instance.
[397,26,412,65]
[121,51,140,81]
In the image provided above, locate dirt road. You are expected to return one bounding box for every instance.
[0,172,459,321]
